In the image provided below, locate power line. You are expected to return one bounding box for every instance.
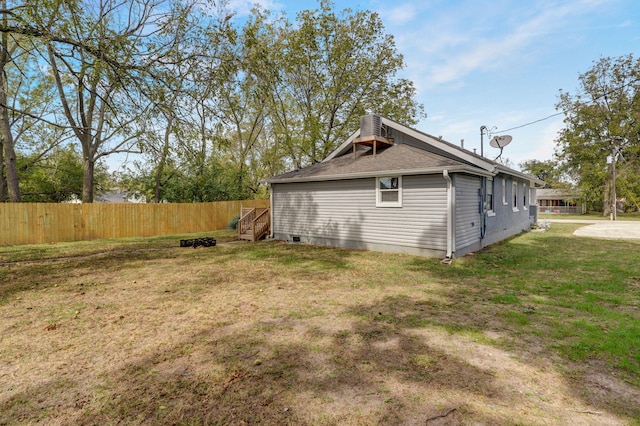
[494,112,564,134]
[493,76,640,134]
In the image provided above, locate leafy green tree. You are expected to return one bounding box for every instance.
[18,144,109,202]
[555,54,640,215]
[121,156,251,203]
[252,1,424,169]
[519,159,567,188]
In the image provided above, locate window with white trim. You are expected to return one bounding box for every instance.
[502,178,507,205]
[485,177,494,213]
[376,176,402,207]
[512,181,519,211]
[523,184,528,208]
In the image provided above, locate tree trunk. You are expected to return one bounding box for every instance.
[82,158,95,203]
[0,108,20,202]
[0,13,20,202]
[0,142,6,202]
[154,114,173,203]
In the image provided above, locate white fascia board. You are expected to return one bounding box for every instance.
[268,165,494,184]
[380,117,496,171]
[323,130,361,162]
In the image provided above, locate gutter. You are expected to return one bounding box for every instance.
[443,170,454,261]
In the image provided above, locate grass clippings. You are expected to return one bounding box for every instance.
[1,225,639,425]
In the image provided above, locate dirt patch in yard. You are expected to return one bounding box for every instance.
[1,238,638,425]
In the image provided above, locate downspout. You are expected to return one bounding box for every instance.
[480,177,487,240]
[269,185,274,238]
[443,170,454,261]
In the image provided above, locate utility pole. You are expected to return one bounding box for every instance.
[611,145,618,221]
[609,137,622,221]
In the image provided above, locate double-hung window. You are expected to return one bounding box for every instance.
[485,177,494,214]
[376,176,402,207]
[512,181,519,212]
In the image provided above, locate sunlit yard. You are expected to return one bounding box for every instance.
[1,224,639,424]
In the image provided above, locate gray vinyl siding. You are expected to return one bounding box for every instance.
[482,175,532,247]
[454,174,482,251]
[271,175,448,252]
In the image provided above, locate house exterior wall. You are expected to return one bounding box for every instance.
[271,174,449,257]
[482,174,532,248]
[453,174,482,254]
[537,198,586,214]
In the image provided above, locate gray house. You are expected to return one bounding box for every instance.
[267,114,544,259]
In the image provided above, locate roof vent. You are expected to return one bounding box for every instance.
[360,114,382,138]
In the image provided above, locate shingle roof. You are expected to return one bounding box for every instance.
[268,143,466,183]
[268,114,546,186]
[536,188,581,199]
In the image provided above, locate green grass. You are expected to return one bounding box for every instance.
[1,223,640,424]
[0,230,238,263]
[539,211,640,221]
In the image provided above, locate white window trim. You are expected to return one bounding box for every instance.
[485,177,494,214]
[502,178,508,205]
[512,181,519,212]
[523,184,528,209]
[376,176,403,208]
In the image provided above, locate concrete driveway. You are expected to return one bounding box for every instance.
[550,219,640,240]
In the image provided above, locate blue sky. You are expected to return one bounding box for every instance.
[228,0,640,169]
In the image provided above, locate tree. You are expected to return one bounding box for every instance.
[259,1,424,168]
[0,0,25,202]
[0,0,197,203]
[18,144,110,202]
[555,55,640,215]
[519,159,567,188]
[39,0,167,202]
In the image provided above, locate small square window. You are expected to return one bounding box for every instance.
[376,176,402,207]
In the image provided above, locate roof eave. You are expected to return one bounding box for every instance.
[267,165,494,184]
[379,117,497,171]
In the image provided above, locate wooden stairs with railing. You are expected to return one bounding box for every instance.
[238,207,271,241]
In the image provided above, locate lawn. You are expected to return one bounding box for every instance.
[539,211,640,221]
[1,225,639,425]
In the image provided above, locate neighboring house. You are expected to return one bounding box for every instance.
[64,191,147,203]
[267,114,544,259]
[537,189,585,214]
[98,191,147,203]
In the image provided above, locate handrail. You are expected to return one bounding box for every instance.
[238,207,256,235]
[238,207,270,240]
[252,208,270,240]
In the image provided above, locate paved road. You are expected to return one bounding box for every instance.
[549,219,640,240]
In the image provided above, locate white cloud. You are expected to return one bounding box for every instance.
[227,0,283,16]
[402,0,609,89]
[386,4,416,25]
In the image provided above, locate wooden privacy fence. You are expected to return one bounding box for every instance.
[0,199,270,246]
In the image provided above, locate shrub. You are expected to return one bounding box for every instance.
[227,214,240,230]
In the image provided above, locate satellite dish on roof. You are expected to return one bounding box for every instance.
[489,135,512,148]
